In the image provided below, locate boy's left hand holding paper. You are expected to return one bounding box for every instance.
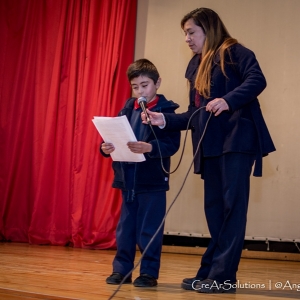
[127,141,152,154]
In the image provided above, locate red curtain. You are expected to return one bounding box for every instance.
[0,0,137,248]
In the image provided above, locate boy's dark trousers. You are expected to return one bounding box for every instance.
[112,165,166,279]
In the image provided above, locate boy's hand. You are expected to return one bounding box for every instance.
[127,141,152,153]
[101,142,115,154]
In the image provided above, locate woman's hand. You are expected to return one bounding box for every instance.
[127,141,152,153]
[206,98,229,116]
[101,142,115,154]
[141,110,165,126]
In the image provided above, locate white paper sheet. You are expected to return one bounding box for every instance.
[92,115,145,162]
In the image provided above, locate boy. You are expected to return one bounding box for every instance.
[100,59,180,287]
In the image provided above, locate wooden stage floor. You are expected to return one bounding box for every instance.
[0,242,299,300]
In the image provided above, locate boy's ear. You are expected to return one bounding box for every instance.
[156,77,162,89]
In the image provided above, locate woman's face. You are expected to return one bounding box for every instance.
[183,18,206,54]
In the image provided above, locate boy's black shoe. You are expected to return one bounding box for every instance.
[106,272,132,285]
[195,279,237,293]
[181,277,204,290]
[133,274,157,287]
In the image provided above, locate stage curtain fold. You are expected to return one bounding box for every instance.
[0,0,137,248]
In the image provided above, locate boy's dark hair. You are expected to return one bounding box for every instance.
[126,58,160,84]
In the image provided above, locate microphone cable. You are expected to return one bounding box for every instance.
[107,107,213,300]
[147,105,209,175]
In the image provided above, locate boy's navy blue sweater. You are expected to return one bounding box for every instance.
[100,94,180,193]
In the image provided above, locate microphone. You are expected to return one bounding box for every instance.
[137,97,150,123]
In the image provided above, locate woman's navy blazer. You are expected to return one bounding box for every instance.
[164,43,275,176]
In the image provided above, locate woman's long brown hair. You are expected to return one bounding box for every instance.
[181,8,238,98]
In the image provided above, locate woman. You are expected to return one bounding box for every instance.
[144,8,275,293]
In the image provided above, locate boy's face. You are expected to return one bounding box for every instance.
[130,75,161,103]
